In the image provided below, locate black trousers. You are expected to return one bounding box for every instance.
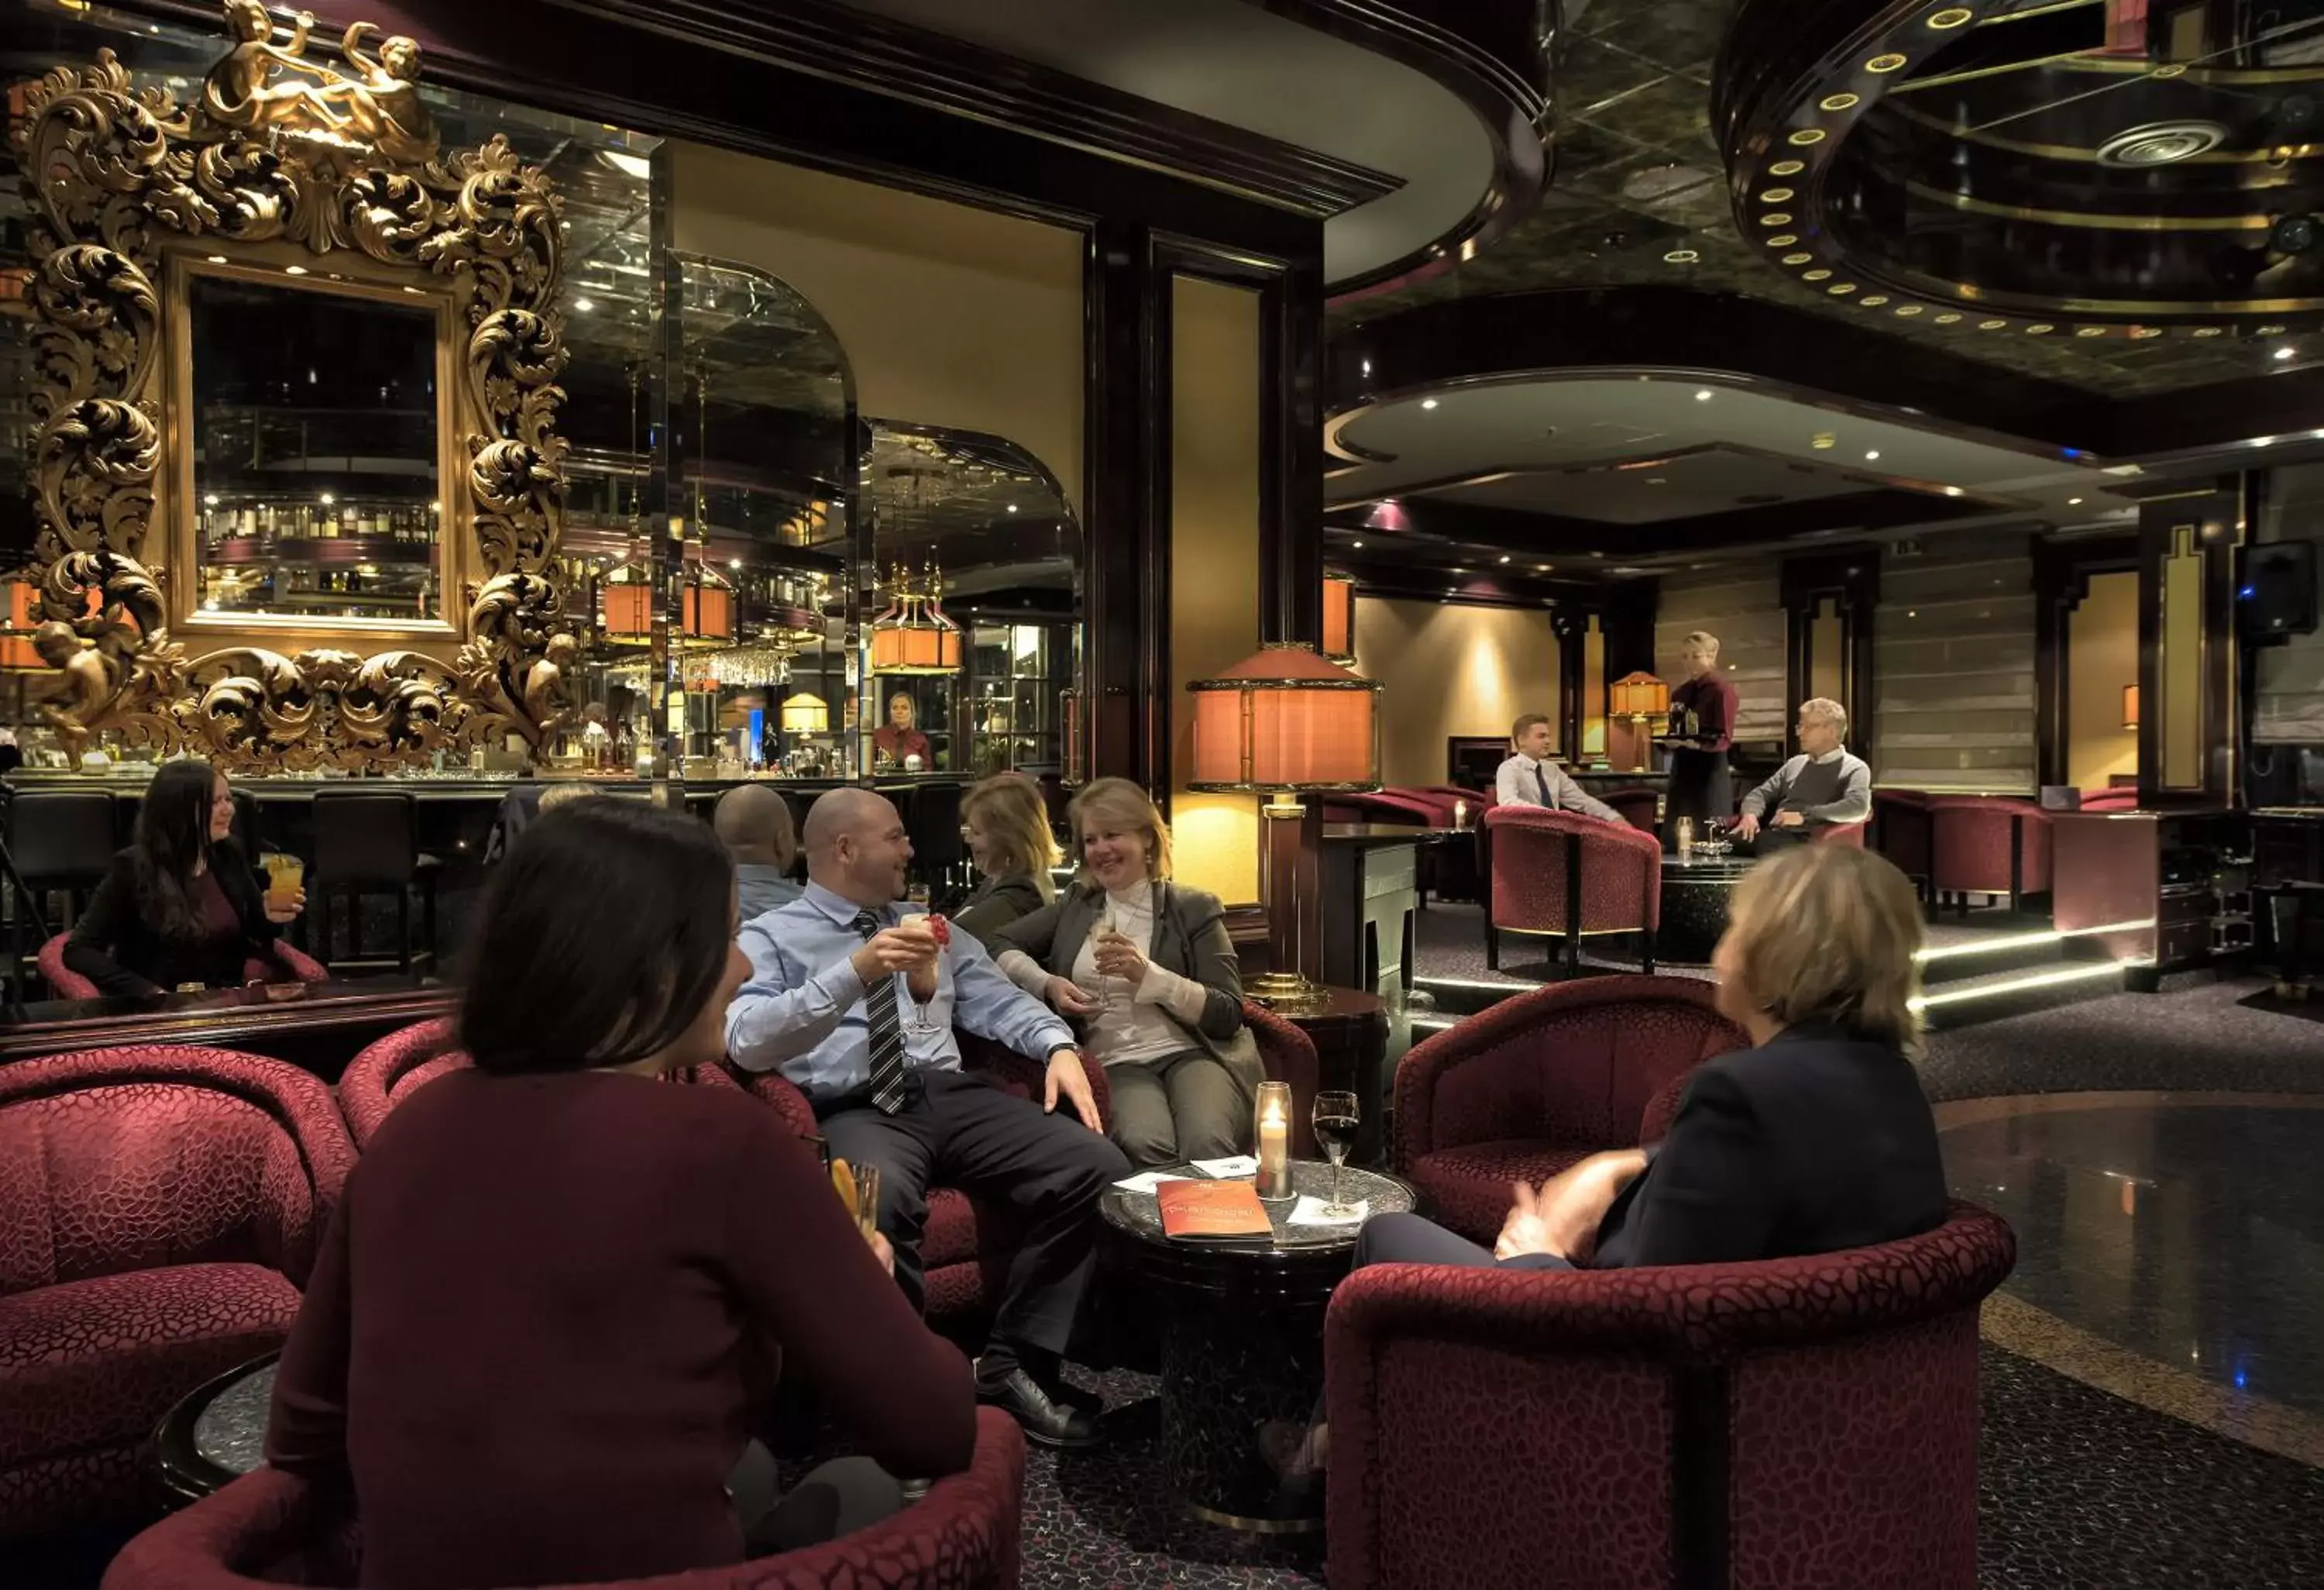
[1733,824,1811,857]
[1352,1212,1573,1273]
[816,1067,1129,1377]
[727,1441,903,1556]
[1664,748,1732,845]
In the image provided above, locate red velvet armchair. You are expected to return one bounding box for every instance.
[1319,790,1442,828]
[1324,1203,2017,1590]
[1871,789,1935,903]
[1930,797,2054,915]
[1600,786,1661,835]
[36,933,328,1002]
[1483,806,1662,976]
[338,1018,739,1150]
[1391,976,1748,1244]
[100,1406,1029,1589]
[0,1046,356,1536]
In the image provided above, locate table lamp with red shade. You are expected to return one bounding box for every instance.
[1186,641,1383,1011]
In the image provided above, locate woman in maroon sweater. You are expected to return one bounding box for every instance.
[265,800,975,1590]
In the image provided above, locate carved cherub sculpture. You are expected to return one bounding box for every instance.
[203,2,336,134]
[332,22,437,163]
[522,632,579,741]
[31,621,119,762]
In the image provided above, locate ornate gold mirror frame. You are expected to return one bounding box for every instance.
[12,1,575,770]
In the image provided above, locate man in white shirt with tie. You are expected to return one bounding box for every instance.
[1494,714,1625,824]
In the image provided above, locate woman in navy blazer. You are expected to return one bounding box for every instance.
[1272,843,1949,1476]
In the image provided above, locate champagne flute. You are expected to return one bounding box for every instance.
[1092,902,1118,1019]
[1312,1089,1360,1218]
[902,883,940,1036]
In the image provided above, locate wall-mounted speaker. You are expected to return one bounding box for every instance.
[2238,540,2319,642]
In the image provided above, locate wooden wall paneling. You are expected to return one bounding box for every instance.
[1873,530,2040,794]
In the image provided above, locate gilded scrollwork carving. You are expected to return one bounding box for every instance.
[11,2,568,772]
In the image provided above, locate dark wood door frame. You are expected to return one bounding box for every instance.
[1779,549,1880,763]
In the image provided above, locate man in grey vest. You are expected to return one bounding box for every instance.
[1731,698,1871,851]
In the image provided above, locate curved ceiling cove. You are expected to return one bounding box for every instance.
[1717,0,2324,336]
[836,0,1542,290]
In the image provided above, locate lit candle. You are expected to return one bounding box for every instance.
[1453,799,1469,829]
[1254,1081,1292,1199]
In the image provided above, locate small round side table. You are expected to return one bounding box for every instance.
[1099,1161,1415,1533]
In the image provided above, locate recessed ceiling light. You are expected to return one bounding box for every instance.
[284,265,309,276]
[1664,249,1700,263]
[2068,497,2083,504]
[2254,436,2275,447]
[1865,450,1881,461]
[1498,555,1511,563]
[1421,398,1439,411]
[1812,433,1836,449]
[572,297,595,313]
[1944,487,1965,497]
[1536,563,1552,572]
[1351,539,1363,549]
[1006,504,1018,512]
[2276,346,2298,360]
[728,558,742,570]
[1694,390,1714,401]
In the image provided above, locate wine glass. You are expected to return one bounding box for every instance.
[903,883,940,1036]
[1312,1090,1360,1219]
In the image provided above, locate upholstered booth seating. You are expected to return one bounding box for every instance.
[0,1047,355,1536]
[1323,1202,2016,1590]
[1319,790,1443,828]
[1391,976,1747,1244]
[1930,797,2055,915]
[2078,787,2140,811]
[1812,819,1868,847]
[1870,789,1935,903]
[1483,807,1662,976]
[100,1406,1029,1590]
[36,932,328,1002]
[337,1018,739,1150]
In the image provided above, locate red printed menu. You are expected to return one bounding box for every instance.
[1157,1178,1273,1241]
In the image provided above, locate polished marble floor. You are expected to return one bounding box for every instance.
[1942,1097,2324,1420]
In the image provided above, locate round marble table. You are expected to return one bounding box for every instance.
[1099,1160,1415,1533]
[1657,855,1758,964]
[154,1354,278,1506]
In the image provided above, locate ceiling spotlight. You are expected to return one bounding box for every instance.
[1944,487,1965,497]
[1498,555,1511,563]
[728,558,742,570]
[1812,432,1836,449]
[2277,346,2298,361]
[1663,249,1700,263]
[1420,398,1440,411]
[1352,540,1363,549]
[1694,389,1714,401]
[572,297,595,313]
[1865,450,1881,461]
[1006,504,1019,512]
[2068,497,2084,504]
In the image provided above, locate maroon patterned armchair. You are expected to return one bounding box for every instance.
[1483,806,1662,976]
[100,1406,1028,1589]
[338,1018,739,1150]
[1930,797,2054,914]
[1871,789,1935,903]
[0,1046,356,1536]
[36,933,328,1001]
[1319,790,1442,828]
[1813,819,1868,847]
[1392,976,1747,1244]
[1324,1202,2017,1590]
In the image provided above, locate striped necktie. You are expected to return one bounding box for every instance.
[852,910,908,1114]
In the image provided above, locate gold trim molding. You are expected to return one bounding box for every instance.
[11,2,576,771]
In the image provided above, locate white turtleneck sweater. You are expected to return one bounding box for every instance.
[995,881,1212,1068]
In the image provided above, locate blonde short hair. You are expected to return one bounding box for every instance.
[1799,697,1849,738]
[1722,845,1923,1051]
[1682,631,1721,659]
[536,781,599,813]
[1066,776,1172,882]
[961,773,1061,902]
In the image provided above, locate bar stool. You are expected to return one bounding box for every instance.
[310,790,438,976]
[7,790,118,997]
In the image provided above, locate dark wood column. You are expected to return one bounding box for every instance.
[2032,533,2140,790]
[1779,549,1880,763]
[1084,222,1168,788]
[2137,477,2250,807]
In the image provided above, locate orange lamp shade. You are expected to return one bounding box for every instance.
[1610,671,1669,718]
[603,580,734,640]
[2123,683,2139,731]
[870,623,962,673]
[602,583,651,638]
[1321,575,1356,665]
[684,584,734,641]
[1186,642,1382,791]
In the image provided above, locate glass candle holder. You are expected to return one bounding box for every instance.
[1452,798,1469,830]
[1253,1079,1293,1200]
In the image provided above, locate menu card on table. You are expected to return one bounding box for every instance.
[1156,1178,1274,1241]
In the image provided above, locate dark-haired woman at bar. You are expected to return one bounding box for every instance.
[264,800,975,1589]
[63,759,304,996]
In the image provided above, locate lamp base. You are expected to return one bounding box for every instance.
[1246,969,1328,1014]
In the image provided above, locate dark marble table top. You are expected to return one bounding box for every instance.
[1100,1161,1414,1258]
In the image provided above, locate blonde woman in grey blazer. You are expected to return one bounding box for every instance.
[992,778,1261,1168]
